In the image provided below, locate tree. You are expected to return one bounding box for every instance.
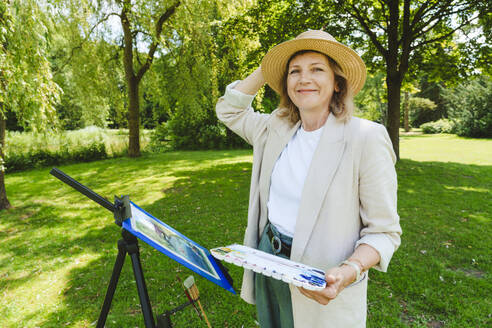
[335,0,487,158]
[0,0,60,210]
[401,82,419,131]
[148,0,256,149]
[234,0,488,159]
[51,32,127,129]
[354,72,387,123]
[53,0,180,156]
[45,0,132,130]
[118,0,180,156]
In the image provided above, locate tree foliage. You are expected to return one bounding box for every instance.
[50,0,182,156]
[354,72,387,123]
[1,0,61,210]
[1,0,60,130]
[147,0,255,150]
[52,37,127,129]
[443,76,492,138]
[44,0,254,151]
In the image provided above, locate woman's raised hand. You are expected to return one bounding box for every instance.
[233,67,266,95]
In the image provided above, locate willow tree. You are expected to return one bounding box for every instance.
[50,17,128,130]
[147,0,257,149]
[0,0,60,210]
[55,0,180,156]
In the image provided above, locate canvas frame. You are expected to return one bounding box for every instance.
[122,201,235,294]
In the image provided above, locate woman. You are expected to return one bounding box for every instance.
[216,30,401,328]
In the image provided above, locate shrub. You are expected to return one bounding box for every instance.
[165,103,247,150]
[408,97,438,127]
[148,122,171,153]
[420,119,455,134]
[5,140,108,172]
[3,128,136,172]
[443,76,492,138]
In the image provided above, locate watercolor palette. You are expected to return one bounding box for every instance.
[211,244,326,291]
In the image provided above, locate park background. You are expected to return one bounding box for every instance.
[1,0,491,327]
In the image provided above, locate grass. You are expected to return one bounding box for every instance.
[2,134,491,327]
[400,133,492,165]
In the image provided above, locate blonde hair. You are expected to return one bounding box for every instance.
[278,50,355,124]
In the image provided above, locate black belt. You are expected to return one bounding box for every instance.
[266,225,291,258]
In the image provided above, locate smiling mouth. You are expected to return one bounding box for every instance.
[297,89,318,93]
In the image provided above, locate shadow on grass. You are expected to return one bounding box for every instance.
[2,154,491,327]
[18,161,256,327]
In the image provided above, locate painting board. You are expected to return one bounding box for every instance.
[122,201,235,294]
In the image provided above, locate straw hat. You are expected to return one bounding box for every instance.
[261,30,367,95]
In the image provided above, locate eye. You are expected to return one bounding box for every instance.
[289,69,300,74]
[313,67,324,72]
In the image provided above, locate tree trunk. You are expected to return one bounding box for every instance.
[127,76,140,157]
[385,0,401,160]
[386,75,402,160]
[404,91,410,132]
[121,2,140,158]
[0,113,11,210]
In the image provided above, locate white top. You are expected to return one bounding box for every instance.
[267,125,324,237]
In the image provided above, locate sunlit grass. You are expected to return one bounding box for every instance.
[2,135,491,327]
[400,133,492,165]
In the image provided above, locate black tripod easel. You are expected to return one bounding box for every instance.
[50,168,203,328]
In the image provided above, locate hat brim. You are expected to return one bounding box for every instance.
[261,38,367,95]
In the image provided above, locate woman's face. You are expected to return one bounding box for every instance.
[286,51,336,116]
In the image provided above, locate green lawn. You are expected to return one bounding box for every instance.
[400,133,492,165]
[1,135,491,327]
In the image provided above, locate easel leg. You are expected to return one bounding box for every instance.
[127,241,156,328]
[96,230,156,328]
[96,239,127,328]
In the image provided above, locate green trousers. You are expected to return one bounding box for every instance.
[255,224,294,328]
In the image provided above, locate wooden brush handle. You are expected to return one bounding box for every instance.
[188,284,200,300]
[196,298,212,328]
[183,276,212,327]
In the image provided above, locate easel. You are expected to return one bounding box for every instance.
[50,168,210,328]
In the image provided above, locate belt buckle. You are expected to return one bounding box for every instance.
[271,235,282,254]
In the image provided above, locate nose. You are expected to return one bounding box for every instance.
[298,72,312,84]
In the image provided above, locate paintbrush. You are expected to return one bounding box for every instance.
[183,276,212,328]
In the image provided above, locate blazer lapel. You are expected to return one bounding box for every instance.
[291,114,346,261]
[258,117,301,235]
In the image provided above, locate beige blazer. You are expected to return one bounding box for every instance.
[216,83,401,328]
